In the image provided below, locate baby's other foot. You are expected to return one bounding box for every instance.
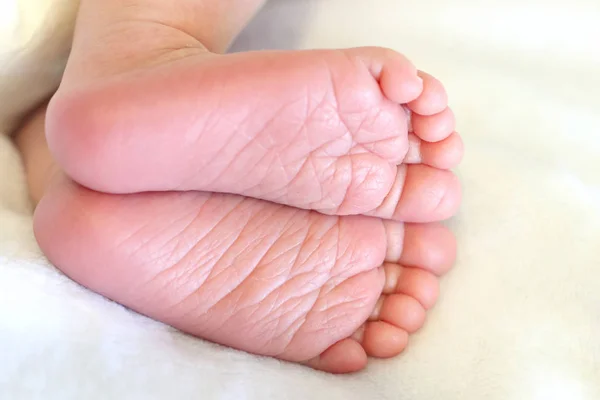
[35,179,455,374]
[49,46,461,222]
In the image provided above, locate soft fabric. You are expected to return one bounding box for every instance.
[0,0,76,136]
[1,0,599,398]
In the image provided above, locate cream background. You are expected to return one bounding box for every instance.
[1,0,599,398]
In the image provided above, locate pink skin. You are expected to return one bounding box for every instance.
[47,49,461,219]
[19,0,464,374]
[34,177,455,374]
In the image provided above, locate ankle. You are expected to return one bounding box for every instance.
[64,0,266,83]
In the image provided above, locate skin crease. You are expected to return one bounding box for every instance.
[14,0,463,373]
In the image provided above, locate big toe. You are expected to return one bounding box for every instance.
[367,164,462,223]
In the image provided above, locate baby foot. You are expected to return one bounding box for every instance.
[34,178,455,374]
[48,46,461,222]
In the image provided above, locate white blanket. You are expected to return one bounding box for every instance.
[1,0,599,398]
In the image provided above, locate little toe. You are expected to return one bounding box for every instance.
[368,51,423,104]
[412,107,456,143]
[404,132,464,170]
[305,338,367,374]
[407,71,448,116]
[368,164,462,223]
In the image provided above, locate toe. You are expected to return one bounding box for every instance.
[412,107,456,143]
[407,71,448,116]
[374,54,423,104]
[308,219,454,369]
[383,222,456,276]
[399,222,457,276]
[350,47,423,104]
[404,132,464,170]
[382,263,440,309]
[372,294,426,333]
[368,164,462,223]
[360,321,409,358]
[305,338,368,374]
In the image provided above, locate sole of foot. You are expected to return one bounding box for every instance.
[48,47,462,221]
[34,177,456,374]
